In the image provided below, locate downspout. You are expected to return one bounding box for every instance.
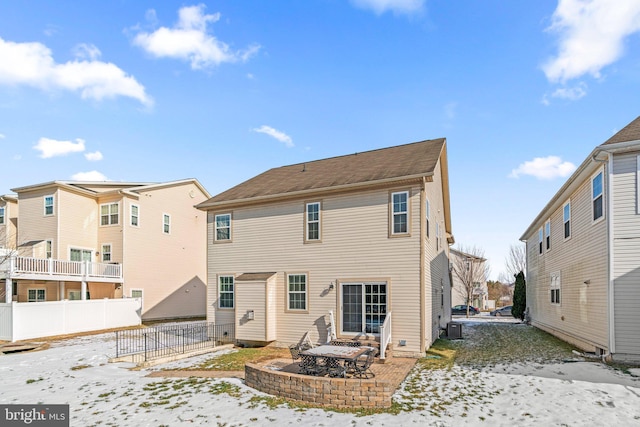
[592,150,614,357]
[419,177,426,354]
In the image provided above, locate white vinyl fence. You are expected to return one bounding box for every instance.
[0,298,142,342]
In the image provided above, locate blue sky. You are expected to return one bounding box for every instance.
[1,0,640,280]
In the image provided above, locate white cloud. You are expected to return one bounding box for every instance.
[0,37,152,106]
[551,83,587,100]
[252,125,293,148]
[350,0,425,15]
[543,0,640,83]
[509,156,577,180]
[85,151,103,161]
[133,4,260,70]
[71,170,108,181]
[33,137,85,159]
[72,43,102,61]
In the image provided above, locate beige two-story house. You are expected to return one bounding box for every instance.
[521,116,640,363]
[197,138,454,357]
[0,195,18,251]
[450,248,488,310]
[2,179,209,320]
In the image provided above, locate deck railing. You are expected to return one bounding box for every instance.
[5,256,122,280]
[379,312,392,360]
[114,321,235,362]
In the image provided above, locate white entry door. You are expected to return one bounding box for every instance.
[341,282,387,335]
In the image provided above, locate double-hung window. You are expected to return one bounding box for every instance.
[288,274,307,311]
[592,171,604,221]
[550,272,561,304]
[44,195,54,216]
[545,220,551,251]
[130,204,139,227]
[391,191,409,235]
[215,214,231,241]
[163,214,171,234]
[563,202,571,239]
[0,207,5,225]
[306,202,321,241]
[425,198,431,238]
[101,244,112,262]
[28,289,46,302]
[101,203,119,225]
[45,240,52,259]
[218,276,234,308]
[538,228,543,255]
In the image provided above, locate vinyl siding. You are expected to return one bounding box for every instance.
[58,190,99,259]
[0,199,18,249]
[611,153,640,359]
[207,184,424,354]
[525,166,608,352]
[15,189,58,257]
[123,182,208,320]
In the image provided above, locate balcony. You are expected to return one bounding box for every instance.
[1,256,123,283]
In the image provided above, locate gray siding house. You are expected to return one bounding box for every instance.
[197,139,454,358]
[521,116,640,363]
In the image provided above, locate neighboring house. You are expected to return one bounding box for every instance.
[197,138,454,358]
[520,116,640,363]
[0,195,18,251]
[450,248,488,310]
[1,179,210,321]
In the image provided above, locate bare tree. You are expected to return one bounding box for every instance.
[451,246,489,317]
[505,243,526,278]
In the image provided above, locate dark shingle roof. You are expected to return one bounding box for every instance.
[603,116,640,145]
[199,138,445,207]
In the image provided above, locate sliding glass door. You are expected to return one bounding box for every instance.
[341,282,387,335]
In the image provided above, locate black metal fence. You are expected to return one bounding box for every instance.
[115,321,235,362]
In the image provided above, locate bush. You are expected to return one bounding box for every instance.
[512,271,526,320]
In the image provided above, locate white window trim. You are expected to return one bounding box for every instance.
[45,240,53,259]
[305,202,321,242]
[218,275,235,309]
[28,288,46,302]
[545,219,551,252]
[538,228,543,255]
[130,289,144,313]
[130,204,140,227]
[390,191,410,236]
[0,206,5,225]
[563,201,571,240]
[163,213,171,234]
[68,290,82,301]
[214,213,232,242]
[44,195,55,217]
[100,202,120,226]
[550,272,561,305]
[425,198,430,239]
[101,243,112,262]
[287,273,308,312]
[591,169,605,224]
[69,247,94,262]
[436,222,440,251]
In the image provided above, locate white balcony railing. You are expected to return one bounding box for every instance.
[4,256,122,280]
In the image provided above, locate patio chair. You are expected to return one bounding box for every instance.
[347,348,375,379]
[329,339,361,347]
[289,344,302,362]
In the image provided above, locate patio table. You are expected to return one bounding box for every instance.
[300,345,369,377]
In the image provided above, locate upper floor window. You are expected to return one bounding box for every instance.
[545,220,551,251]
[0,207,5,224]
[101,244,112,262]
[391,191,409,235]
[100,203,119,226]
[130,204,139,227]
[563,202,571,239]
[44,195,54,216]
[436,222,441,251]
[45,240,52,259]
[306,202,321,241]
[425,198,431,238]
[218,275,234,309]
[550,272,561,305]
[215,213,231,241]
[288,274,307,311]
[538,228,543,255]
[592,171,604,221]
[163,214,171,234]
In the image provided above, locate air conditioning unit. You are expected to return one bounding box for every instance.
[447,322,463,339]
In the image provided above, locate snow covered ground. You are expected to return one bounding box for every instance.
[0,318,639,427]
